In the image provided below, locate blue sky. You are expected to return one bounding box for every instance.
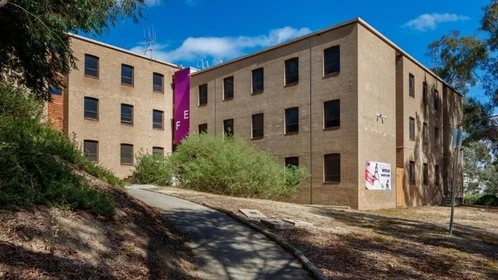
[89,0,490,100]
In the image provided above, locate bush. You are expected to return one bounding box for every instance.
[0,84,117,216]
[476,194,498,206]
[463,194,481,205]
[133,153,172,186]
[164,134,309,199]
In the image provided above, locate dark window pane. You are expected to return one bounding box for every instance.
[152,147,164,155]
[423,122,428,144]
[423,82,428,104]
[199,84,208,105]
[84,54,99,77]
[409,161,416,185]
[49,86,62,96]
[84,97,98,120]
[324,100,340,128]
[83,140,98,162]
[285,107,299,134]
[153,73,164,92]
[324,154,340,183]
[252,114,264,138]
[285,157,299,167]
[409,74,415,97]
[224,76,234,100]
[435,165,440,186]
[252,68,264,93]
[434,90,440,111]
[285,58,299,85]
[409,117,415,141]
[423,163,428,185]
[224,119,234,137]
[199,123,208,134]
[121,64,134,85]
[120,144,133,165]
[153,110,163,129]
[324,46,340,75]
[121,104,133,125]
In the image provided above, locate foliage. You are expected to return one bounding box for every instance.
[476,194,498,206]
[463,194,481,205]
[0,0,147,100]
[463,141,498,195]
[132,153,172,186]
[0,84,117,216]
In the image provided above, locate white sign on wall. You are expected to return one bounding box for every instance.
[365,161,392,190]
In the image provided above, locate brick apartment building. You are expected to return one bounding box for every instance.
[47,18,463,209]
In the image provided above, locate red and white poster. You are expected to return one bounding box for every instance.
[365,161,391,190]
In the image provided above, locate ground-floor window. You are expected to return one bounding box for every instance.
[324,154,340,183]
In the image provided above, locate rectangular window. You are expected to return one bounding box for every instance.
[83,140,98,162]
[153,110,164,130]
[252,113,264,139]
[252,68,264,93]
[435,127,440,146]
[223,119,234,137]
[121,104,133,125]
[84,97,98,120]
[409,161,416,185]
[198,123,208,134]
[423,163,428,185]
[120,144,133,165]
[285,57,299,85]
[121,64,134,86]
[49,86,62,96]
[324,100,340,128]
[409,74,415,97]
[223,76,234,100]
[324,46,340,75]
[434,89,440,111]
[285,107,299,134]
[409,117,415,141]
[423,82,428,104]
[435,165,440,186]
[152,147,164,156]
[84,54,99,78]
[153,72,164,93]
[423,122,428,144]
[324,154,341,183]
[199,84,208,105]
[285,157,299,167]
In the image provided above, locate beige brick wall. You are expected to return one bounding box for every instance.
[67,36,177,178]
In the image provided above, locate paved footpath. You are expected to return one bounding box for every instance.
[127,185,311,280]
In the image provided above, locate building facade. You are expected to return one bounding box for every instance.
[47,18,463,209]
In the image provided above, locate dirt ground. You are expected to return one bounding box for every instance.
[0,173,199,279]
[155,186,498,280]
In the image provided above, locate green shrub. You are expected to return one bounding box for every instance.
[463,194,481,205]
[166,133,309,199]
[476,194,498,206]
[132,153,172,186]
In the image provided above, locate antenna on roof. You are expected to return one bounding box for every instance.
[197,59,209,69]
[143,26,157,59]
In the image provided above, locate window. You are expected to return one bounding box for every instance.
[434,89,440,111]
[84,54,99,78]
[423,122,428,144]
[324,100,340,128]
[423,163,428,185]
[324,154,340,183]
[324,46,340,75]
[83,140,98,162]
[435,165,440,186]
[152,147,164,156]
[120,144,133,165]
[285,57,299,85]
[252,68,264,93]
[435,127,440,146]
[423,82,428,104]
[153,110,164,130]
[199,123,208,134]
[223,76,234,100]
[285,107,299,134]
[84,97,98,120]
[223,119,234,137]
[199,84,208,105]
[121,64,134,86]
[409,117,415,141]
[285,157,299,167]
[409,161,416,185]
[409,74,415,97]
[49,86,62,96]
[121,104,133,125]
[153,73,164,93]
[252,113,264,139]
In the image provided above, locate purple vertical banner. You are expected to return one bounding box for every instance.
[174,67,190,144]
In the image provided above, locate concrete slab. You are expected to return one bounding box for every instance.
[261,219,295,230]
[282,219,313,228]
[239,209,267,219]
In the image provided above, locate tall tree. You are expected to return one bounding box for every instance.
[463,141,498,195]
[0,0,146,100]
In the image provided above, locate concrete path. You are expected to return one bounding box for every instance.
[127,185,310,280]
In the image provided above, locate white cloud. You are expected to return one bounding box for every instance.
[130,26,312,65]
[403,13,469,32]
